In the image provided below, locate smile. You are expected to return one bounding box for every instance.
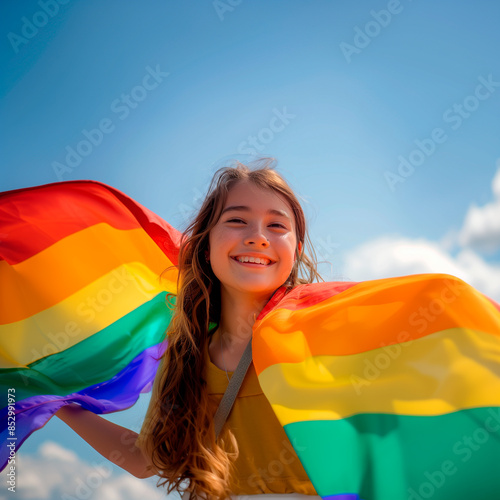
[232,256,273,266]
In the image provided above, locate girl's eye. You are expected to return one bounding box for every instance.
[225,219,287,229]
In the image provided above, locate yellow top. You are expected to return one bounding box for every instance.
[136,344,317,496]
[206,344,317,495]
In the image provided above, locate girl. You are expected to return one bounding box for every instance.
[56,158,324,499]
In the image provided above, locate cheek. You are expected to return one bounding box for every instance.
[208,230,230,268]
[209,226,222,250]
[278,234,298,259]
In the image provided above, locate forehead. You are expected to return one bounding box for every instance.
[223,180,293,214]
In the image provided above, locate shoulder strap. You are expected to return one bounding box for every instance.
[213,337,253,439]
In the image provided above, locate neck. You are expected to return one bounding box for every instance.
[217,288,270,347]
[209,286,283,372]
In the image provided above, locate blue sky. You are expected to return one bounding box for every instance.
[1,1,500,498]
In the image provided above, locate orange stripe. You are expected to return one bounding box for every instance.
[253,274,500,375]
[0,263,174,367]
[0,224,175,324]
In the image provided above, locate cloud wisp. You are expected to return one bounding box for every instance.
[342,163,500,302]
[458,165,500,254]
[0,441,175,500]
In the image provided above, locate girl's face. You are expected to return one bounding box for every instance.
[209,180,301,300]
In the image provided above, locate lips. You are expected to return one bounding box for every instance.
[232,255,274,266]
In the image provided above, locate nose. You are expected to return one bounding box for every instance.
[244,224,269,247]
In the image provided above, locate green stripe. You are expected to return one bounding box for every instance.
[284,408,500,500]
[1,293,174,400]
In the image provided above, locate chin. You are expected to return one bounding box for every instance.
[228,280,281,296]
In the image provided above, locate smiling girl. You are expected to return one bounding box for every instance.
[56,158,323,499]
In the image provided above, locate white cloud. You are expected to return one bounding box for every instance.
[454,248,500,301]
[458,166,500,253]
[341,163,500,303]
[94,475,174,500]
[493,161,500,198]
[342,236,466,280]
[342,235,500,302]
[38,441,78,463]
[458,199,500,252]
[0,441,178,500]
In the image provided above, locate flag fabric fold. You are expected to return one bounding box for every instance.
[252,276,500,499]
[0,180,180,471]
[1,180,500,500]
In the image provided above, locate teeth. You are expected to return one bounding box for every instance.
[236,256,270,265]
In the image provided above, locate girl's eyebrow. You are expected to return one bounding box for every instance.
[221,205,291,220]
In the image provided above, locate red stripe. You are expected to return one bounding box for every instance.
[0,180,181,265]
[486,295,500,312]
[257,281,360,319]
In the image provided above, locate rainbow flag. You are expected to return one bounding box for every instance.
[0,180,180,471]
[253,278,500,499]
[2,180,500,499]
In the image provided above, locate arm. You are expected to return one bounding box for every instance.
[55,403,156,479]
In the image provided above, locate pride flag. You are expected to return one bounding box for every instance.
[253,277,500,499]
[0,180,180,471]
[1,180,500,499]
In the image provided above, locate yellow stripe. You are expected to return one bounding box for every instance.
[258,327,500,425]
[0,263,176,368]
[0,224,175,323]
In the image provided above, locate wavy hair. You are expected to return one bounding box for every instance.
[142,158,323,499]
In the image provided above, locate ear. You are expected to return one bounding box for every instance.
[297,241,303,255]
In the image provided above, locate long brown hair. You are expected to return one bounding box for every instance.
[143,158,323,499]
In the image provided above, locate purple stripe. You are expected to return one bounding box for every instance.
[0,342,166,471]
